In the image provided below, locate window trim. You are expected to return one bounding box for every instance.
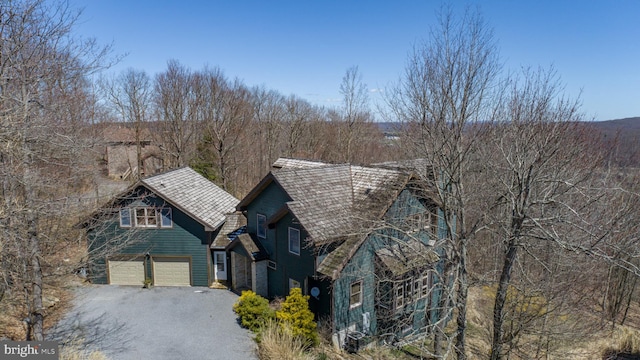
[257,213,266,238]
[134,207,158,228]
[119,208,131,228]
[349,280,363,309]
[122,206,172,229]
[288,227,300,256]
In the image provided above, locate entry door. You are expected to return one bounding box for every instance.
[214,251,227,281]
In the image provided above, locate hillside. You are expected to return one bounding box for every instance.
[587,117,640,167]
[378,117,640,167]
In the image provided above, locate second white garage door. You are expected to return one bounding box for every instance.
[153,257,191,286]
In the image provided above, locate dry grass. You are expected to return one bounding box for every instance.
[257,321,313,360]
[464,285,640,360]
[59,340,109,360]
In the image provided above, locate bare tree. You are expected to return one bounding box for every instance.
[387,7,500,358]
[251,86,286,175]
[283,95,314,158]
[338,66,371,163]
[101,68,152,179]
[481,68,640,359]
[153,60,196,168]
[0,0,109,340]
[192,68,252,192]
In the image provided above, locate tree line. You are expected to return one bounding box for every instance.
[100,61,397,196]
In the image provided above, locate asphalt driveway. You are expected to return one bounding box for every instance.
[50,285,257,360]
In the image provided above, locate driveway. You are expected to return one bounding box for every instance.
[50,285,257,360]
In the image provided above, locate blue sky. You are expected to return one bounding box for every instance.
[71,1,639,121]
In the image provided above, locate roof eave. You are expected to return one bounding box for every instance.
[237,173,276,210]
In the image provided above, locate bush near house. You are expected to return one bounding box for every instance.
[276,288,318,346]
[233,290,274,332]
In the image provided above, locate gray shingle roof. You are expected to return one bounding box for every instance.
[211,212,247,249]
[227,233,268,261]
[375,239,440,276]
[142,167,239,231]
[240,158,430,279]
[272,165,354,244]
[268,159,410,246]
[272,158,330,170]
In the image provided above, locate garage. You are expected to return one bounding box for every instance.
[152,257,191,286]
[108,259,145,285]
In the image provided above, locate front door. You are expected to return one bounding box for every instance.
[214,251,227,281]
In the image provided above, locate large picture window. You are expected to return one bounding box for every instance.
[394,272,432,310]
[288,227,300,255]
[257,213,266,238]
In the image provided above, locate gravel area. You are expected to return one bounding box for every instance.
[50,285,257,360]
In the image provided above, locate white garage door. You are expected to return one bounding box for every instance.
[108,259,145,286]
[153,257,191,286]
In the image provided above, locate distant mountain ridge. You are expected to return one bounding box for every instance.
[376,117,640,167]
[590,116,640,129]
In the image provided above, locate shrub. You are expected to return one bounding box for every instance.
[233,290,274,332]
[276,288,318,346]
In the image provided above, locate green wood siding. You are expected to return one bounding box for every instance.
[245,181,291,257]
[333,240,377,335]
[88,187,211,287]
[243,181,317,300]
[268,213,315,299]
[332,188,442,338]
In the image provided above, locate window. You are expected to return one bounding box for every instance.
[119,208,131,227]
[404,280,413,303]
[407,211,438,235]
[421,272,431,298]
[288,227,300,255]
[393,273,432,311]
[215,253,225,272]
[135,207,157,227]
[395,282,404,309]
[289,278,300,291]
[160,208,172,228]
[267,261,277,270]
[349,280,363,308]
[121,207,172,228]
[257,213,266,238]
[413,277,421,299]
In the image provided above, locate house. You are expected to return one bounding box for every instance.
[102,124,163,180]
[229,158,445,347]
[84,167,239,287]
